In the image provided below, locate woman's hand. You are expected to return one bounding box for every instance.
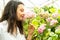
[28,23,35,35]
[27,23,35,40]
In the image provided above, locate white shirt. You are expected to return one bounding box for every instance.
[0,20,26,40]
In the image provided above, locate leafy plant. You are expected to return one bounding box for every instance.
[23,6,60,40]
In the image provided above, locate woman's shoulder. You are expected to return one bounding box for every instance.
[16,33,26,40]
[16,27,26,40]
[0,20,26,40]
[0,20,8,32]
[0,20,8,27]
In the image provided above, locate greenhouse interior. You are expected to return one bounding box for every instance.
[0,0,60,40]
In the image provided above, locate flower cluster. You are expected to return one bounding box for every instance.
[24,11,36,19]
[38,24,46,34]
[24,6,60,40]
[50,20,58,26]
[39,12,49,19]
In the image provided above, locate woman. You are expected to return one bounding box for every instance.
[0,0,34,40]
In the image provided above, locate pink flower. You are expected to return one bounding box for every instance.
[52,13,59,18]
[46,17,52,22]
[50,20,58,26]
[38,24,46,34]
[24,11,36,19]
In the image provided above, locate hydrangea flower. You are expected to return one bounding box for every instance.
[39,12,49,19]
[24,11,36,19]
[46,17,52,22]
[50,20,58,26]
[38,24,46,34]
[52,13,59,18]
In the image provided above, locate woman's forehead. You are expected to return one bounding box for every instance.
[17,4,24,9]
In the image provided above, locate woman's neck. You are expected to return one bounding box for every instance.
[13,22,17,36]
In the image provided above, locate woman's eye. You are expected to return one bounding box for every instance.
[20,9,24,12]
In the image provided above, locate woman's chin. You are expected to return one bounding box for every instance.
[17,17,26,21]
[20,18,25,21]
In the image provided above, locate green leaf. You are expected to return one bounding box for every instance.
[33,7,41,14]
[49,32,54,36]
[42,6,49,11]
[49,7,56,13]
[31,19,39,29]
[55,29,60,34]
[57,16,60,23]
[58,9,60,14]
[48,37,52,40]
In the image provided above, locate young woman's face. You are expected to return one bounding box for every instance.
[16,4,25,21]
